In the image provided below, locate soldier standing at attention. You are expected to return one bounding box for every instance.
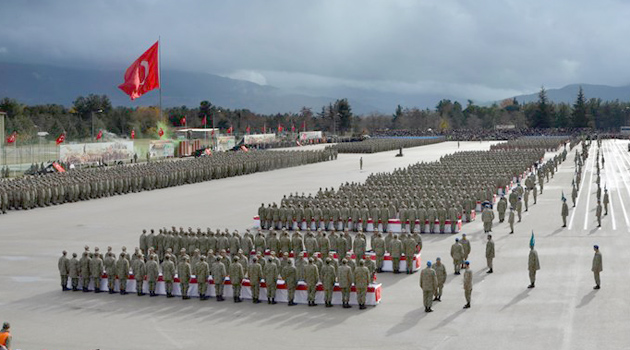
[360,157,363,171]
[420,261,437,313]
[264,257,279,304]
[450,238,464,275]
[433,257,446,302]
[132,253,146,296]
[372,232,385,273]
[178,256,192,300]
[282,259,298,306]
[248,257,263,304]
[58,250,70,291]
[90,251,104,293]
[486,235,495,273]
[213,256,227,301]
[528,234,540,289]
[116,252,130,295]
[603,189,609,215]
[305,258,319,306]
[146,254,159,297]
[561,197,569,227]
[390,235,403,274]
[463,261,472,309]
[508,207,515,234]
[322,258,337,307]
[592,245,602,289]
[230,256,244,303]
[195,255,210,300]
[162,255,176,298]
[338,259,353,308]
[460,234,471,267]
[354,260,371,310]
[69,252,80,291]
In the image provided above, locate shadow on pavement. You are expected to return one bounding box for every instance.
[500,289,531,311]
[576,290,597,308]
[385,306,429,336]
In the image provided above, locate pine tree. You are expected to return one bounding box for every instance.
[572,86,589,128]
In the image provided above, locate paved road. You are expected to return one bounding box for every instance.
[1,140,629,350]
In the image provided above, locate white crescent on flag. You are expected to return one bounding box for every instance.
[139,60,150,85]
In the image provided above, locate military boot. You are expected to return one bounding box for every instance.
[271,298,277,305]
[268,298,272,304]
[359,304,367,310]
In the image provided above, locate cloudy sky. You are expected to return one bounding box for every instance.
[2,0,630,102]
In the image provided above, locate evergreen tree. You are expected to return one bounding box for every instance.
[532,87,552,128]
[572,86,589,128]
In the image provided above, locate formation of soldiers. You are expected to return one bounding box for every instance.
[58,225,388,309]
[489,137,573,152]
[0,148,335,214]
[330,137,445,154]
[259,148,552,235]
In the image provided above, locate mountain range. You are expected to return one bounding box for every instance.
[2,62,630,114]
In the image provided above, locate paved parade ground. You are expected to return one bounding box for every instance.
[1,140,629,350]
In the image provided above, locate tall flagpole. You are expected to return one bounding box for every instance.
[158,36,163,123]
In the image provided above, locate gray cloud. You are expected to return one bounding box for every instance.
[2,0,630,103]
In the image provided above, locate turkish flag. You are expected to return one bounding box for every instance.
[131,129,135,140]
[291,124,295,132]
[227,126,233,134]
[158,127,164,137]
[246,125,250,134]
[56,133,66,145]
[6,132,16,144]
[118,41,160,100]
[278,124,283,133]
[201,116,207,126]
[181,116,186,126]
[96,130,103,141]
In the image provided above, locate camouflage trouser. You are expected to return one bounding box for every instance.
[251,283,260,299]
[451,221,457,233]
[72,278,79,289]
[233,283,241,298]
[215,282,224,296]
[60,275,68,288]
[376,255,384,270]
[287,285,295,301]
[165,280,173,294]
[409,221,415,233]
[135,278,143,293]
[324,284,334,303]
[82,275,90,289]
[423,290,433,308]
[465,289,472,304]
[435,283,443,298]
[487,257,493,269]
[307,284,317,302]
[429,221,435,233]
[392,258,400,272]
[498,212,505,222]
[181,282,189,297]
[92,276,101,291]
[529,270,536,285]
[108,276,116,290]
[406,256,413,272]
[148,280,157,293]
[119,278,127,291]
[357,287,367,305]
[594,271,600,286]
[453,260,461,274]
[198,281,207,295]
[439,220,446,232]
[341,287,350,303]
[267,281,277,298]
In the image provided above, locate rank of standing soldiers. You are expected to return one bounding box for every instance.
[58,226,382,309]
[0,148,336,214]
[331,137,445,154]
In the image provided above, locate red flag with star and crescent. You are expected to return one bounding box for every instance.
[131,129,135,140]
[56,132,66,145]
[158,128,164,138]
[118,41,160,100]
[96,130,103,141]
[6,131,16,144]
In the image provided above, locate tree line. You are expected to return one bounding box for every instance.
[0,86,628,143]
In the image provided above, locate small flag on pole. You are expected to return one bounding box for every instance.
[56,132,66,145]
[158,127,164,138]
[6,131,16,144]
[131,129,135,140]
[96,130,103,141]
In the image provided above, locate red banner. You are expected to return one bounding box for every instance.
[56,133,66,145]
[118,41,160,100]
